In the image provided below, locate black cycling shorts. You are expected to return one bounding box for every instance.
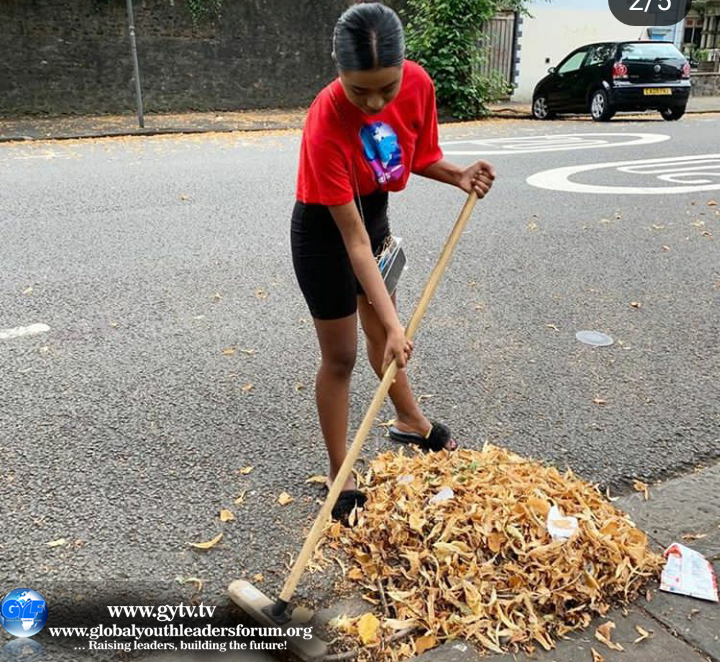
[291,191,390,320]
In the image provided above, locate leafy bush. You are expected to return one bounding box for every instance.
[403,0,525,119]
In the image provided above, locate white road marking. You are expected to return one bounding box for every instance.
[0,323,51,340]
[527,154,720,195]
[441,133,670,155]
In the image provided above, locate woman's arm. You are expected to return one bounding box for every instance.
[328,201,412,369]
[417,158,496,198]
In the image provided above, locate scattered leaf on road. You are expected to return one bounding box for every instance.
[222,347,236,356]
[23,286,33,296]
[253,573,264,583]
[175,576,204,591]
[630,301,642,309]
[242,383,254,393]
[277,492,294,506]
[681,533,707,542]
[255,289,268,299]
[591,649,604,662]
[188,533,223,550]
[593,398,608,406]
[234,490,247,505]
[306,475,328,484]
[46,538,67,547]
[239,466,254,475]
[239,348,256,355]
[595,621,624,651]
[219,509,235,522]
[633,625,651,643]
[633,480,650,500]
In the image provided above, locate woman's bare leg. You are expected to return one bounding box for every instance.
[357,294,452,445]
[313,314,358,491]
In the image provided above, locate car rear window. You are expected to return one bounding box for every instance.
[621,43,683,61]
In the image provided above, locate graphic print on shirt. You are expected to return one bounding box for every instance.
[359,122,404,185]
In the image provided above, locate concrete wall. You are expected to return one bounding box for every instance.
[0,0,378,116]
[692,72,720,95]
[512,0,667,102]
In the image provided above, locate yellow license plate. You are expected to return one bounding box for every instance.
[644,88,672,96]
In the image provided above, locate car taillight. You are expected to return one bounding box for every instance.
[613,62,628,80]
[682,62,691,79]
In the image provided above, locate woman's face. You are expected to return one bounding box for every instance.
[338,66,403,115]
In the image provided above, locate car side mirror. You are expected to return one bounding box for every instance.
[548,67,556,75]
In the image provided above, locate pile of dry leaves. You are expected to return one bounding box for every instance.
[318,444,662,660]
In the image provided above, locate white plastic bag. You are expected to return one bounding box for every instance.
[546,505,579,541]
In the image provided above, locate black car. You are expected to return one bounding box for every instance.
[532,41,691,122]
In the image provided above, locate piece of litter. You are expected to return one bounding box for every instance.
[546,505,579,541]
[576,331,614,347]
[429,487,454,504]
[660,542,719,602]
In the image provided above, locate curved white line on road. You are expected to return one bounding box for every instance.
[441,133,670,155]
[0,323,51,340]
[527,154,720,195]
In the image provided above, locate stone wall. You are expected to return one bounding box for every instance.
[692,72,720,96]
[0,0,402,115]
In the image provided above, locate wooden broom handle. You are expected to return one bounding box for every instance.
[278,191,479,604]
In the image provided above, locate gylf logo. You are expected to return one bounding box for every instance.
[0,589,48,638]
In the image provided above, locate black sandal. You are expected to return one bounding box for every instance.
[321,485,367,523]
[388,421,458,452]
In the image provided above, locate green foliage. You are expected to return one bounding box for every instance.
[402,0,526,119]
[170,0,222,24]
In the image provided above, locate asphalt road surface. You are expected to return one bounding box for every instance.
[1,113,718,658]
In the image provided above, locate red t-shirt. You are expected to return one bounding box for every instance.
[296,60,443,206]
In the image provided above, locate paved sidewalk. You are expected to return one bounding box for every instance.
[2,95,717,144]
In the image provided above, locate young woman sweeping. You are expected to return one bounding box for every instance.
[291,2,496,520]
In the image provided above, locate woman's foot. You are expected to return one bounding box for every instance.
[325,473,357,493]
[391,415,458,451]
[324,473,366,523]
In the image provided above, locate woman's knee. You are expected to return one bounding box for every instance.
[320,347,357,377]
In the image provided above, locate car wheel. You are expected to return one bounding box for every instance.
[532,95,554,120]
[590,89,614,122]
[661,106,686,121]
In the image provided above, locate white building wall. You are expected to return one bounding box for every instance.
[512,0,666,102]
